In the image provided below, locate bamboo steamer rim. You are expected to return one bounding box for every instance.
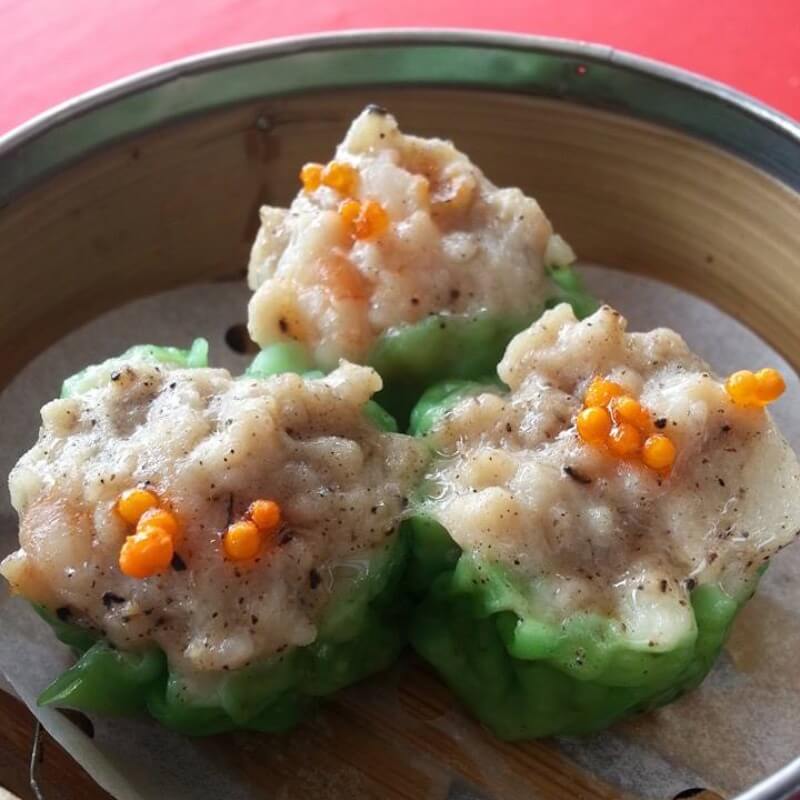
[1,29,800,204]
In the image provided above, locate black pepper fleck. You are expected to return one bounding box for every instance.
[171,553,187,572]
[102,592,125,608]
[309,568,321,589]
[563,465,592,485]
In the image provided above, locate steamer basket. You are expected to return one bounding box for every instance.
[0,30,798,800]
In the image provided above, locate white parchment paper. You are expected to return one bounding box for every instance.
[0,267,797,800]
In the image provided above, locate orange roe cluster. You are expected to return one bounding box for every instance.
[300,162,324,192]
[222,499,282,562]
[300,160,359,196]
[115,488,179,578]
[299,159,389,241]
[576,377,677,472]
[338,198,389,240]
[725,368,785,408]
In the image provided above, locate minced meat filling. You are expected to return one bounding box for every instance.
[423,304,800,649]
[1,361,426,674]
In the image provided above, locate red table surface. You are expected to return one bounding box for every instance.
[0,0,799,137]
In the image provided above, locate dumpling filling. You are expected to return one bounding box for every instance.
[247,105,576,367]
[1,360,425,676]
[421,304,800,650]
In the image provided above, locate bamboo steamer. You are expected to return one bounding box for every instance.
[0,31,798,800]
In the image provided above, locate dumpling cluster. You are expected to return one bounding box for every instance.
[2,110,798,740]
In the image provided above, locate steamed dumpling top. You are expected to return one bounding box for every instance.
[421,304,800,649]
[1,360,425,676]
[247,105,574,367]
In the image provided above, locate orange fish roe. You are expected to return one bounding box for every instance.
[137,507,180,540]
[608,422,642,458]
[116,489,181,578]
[576,406,612,444]
[726,368,785,408]
[725,370,759,406]
[610,395,652,434]
[577,376,676,472]
[222,499,283,561]
[338,198,361,230]
[354,199,389,239]
[223,520,262,561]
[248,499,281,534]
[754,368,786,403]
[338,198,389,241]
[642,434,677,471]
[300,162,324,192]
[119,527,174,579]
[322,161,358,195]
[116,487,158,525]
[584,377,625,408]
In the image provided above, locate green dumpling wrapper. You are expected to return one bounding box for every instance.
[406,514,747,739]
[13,343,421,734]
[250,265,596,427]
[36,529,409,734]
[61,338,209,398]
[405,301,800,739]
